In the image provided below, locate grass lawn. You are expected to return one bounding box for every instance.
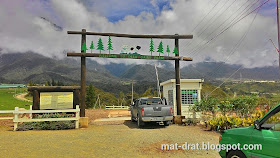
[0,88,30,110]
[25,95,33,101]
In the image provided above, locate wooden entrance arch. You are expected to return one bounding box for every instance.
[67,29,193,120]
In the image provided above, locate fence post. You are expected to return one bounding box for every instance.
[29,105,32,119]
[75,105,80,129]
[13,107,19,131]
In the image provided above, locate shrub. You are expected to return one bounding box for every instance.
[184,118,198,126]
[207,110,267,131]
[18,113,75,131]
[218,99,234,116]
[207,116,254,131]
[231,95,258,118]
[192,97,219,116]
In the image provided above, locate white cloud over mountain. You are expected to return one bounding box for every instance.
[0,0,278,68]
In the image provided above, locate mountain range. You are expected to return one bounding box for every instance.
[0,52,279,94]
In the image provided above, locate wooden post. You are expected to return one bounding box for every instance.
[175,34,181,116]
[73,89,80,109]
[81,29,86,117]
[13,107,19,131]
[33,90,39,110]
[29,105,32,119]
[75,105,80,129]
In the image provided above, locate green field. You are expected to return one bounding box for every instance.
[0,88,30,110]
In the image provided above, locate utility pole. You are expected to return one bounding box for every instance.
[131,81,134,104]
[94,94,100,109]
[155,64,161,98]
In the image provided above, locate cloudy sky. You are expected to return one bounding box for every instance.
[0,0,278,68]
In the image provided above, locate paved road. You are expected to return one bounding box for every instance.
[0,122,220,158]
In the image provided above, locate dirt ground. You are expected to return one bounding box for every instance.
[0,109,221,158]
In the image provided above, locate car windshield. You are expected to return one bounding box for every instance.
[140,98,162,105]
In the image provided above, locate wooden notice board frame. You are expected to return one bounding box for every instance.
[28,86,81,111]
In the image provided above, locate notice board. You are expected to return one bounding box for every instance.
[40,92,73,109]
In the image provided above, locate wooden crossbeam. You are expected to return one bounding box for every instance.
[67,31,193,39]
[28,86,80,92]
[67,53,193,61]
[0,117,13,120]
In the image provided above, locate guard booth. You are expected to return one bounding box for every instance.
[160,79,204,119]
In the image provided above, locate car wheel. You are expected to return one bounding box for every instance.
[227,150,246,158]
[137,114,144,128]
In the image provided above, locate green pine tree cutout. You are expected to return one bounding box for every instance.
[166,45,170,56]
[107,36,113,54]
[149,38,154,56]
[81,42,88,52]
[157,41,164,56]
[173,47,178,56]
[97,38,104,54]
[89,41,95,53]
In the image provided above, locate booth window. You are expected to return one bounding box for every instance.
[168,90,173,106]
[181,90,198,104]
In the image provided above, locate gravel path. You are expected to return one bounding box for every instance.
[0,122,220,158]
[0,109,221,158]
[14,93,32,102]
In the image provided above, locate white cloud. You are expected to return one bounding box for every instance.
[0,0,278,68]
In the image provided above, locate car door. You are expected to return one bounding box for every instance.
[250,107,280,158]
[131,100,135,117]
[132,99,139,117]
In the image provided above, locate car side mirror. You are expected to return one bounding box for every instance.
[254,120,260,130]
[131,102,135,106]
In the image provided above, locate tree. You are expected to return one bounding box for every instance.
[89,41,95,53]
[57,81,64,86]
[142,88,153,97]
[51,79,56,86]
[81,42,88,52]
[157,41,164,56]
[28,80,34,86]
[166,45,170,56]
[191,97,219,117]
[47,81,51,87]
[173,47,178,56]
[97,38,104,54]
[231,95,258,118]
[218,99,233,116]
[118,91,125,106]
[45,81,49,86]
[86,83,96,108]
[149,38,154,56]
[107,36,113,54]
